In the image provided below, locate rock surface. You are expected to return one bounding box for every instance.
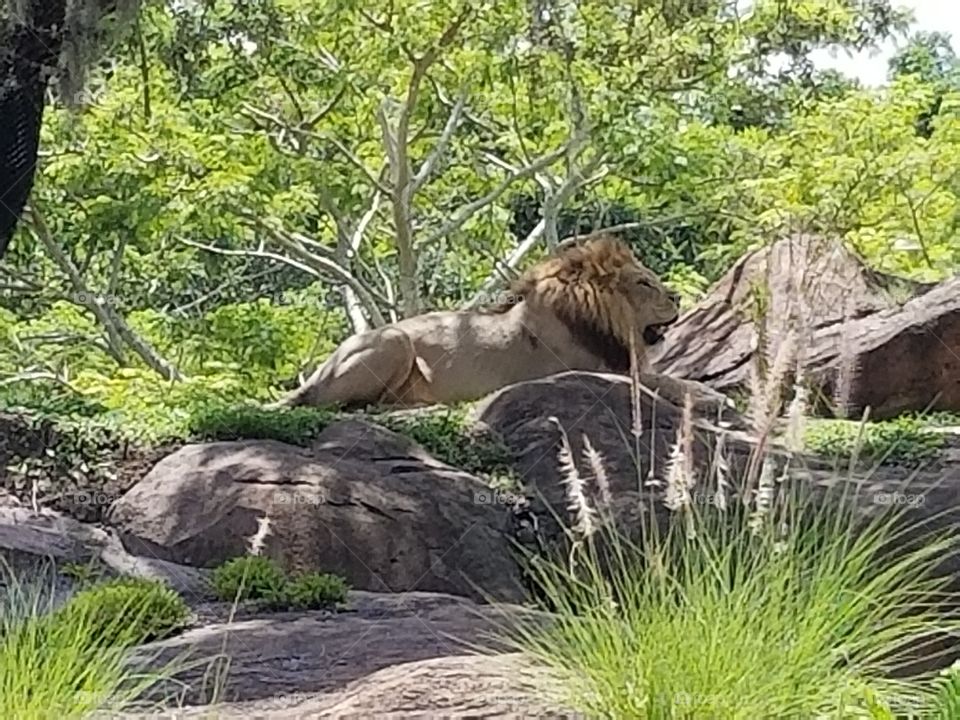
[476,371,960,593]
[117,654,577,719]
[118,591,571,718]
[109,420,526,603]
[0,503,211,599]
[649,234,960,419]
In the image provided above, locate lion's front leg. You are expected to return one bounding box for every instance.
[637,372,734,417]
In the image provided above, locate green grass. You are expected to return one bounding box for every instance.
[804,415,946,466]
[211,555,350,611]
[503,482,960,719]
[211,556,288,602]
[0,567,189,718]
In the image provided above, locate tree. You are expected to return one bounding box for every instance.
[889,31,960,138]
[0,0,138,260]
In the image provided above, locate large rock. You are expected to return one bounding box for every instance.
[0,503,212,600]
[119,591,568,717]
[474,371,756,541]
[108,420,525,603]
[475,372,960,599]
[649,234,960,419]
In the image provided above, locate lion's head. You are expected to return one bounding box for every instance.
[495,234,680,372]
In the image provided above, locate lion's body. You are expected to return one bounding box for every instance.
[274,235,730,412]
[279,304,618,409]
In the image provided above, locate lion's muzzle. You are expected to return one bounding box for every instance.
[643,313,679,345]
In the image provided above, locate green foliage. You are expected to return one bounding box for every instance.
[375,406,516,483]
[210,556,287,603]
[929,662,960,719]
[266,572,350,611]
[211,556,350,612]
[52,577,190,647]
[58,561,106,589]
[187,404,336,445]
[507,482,959,718]
[804,415,945,466]
[0,570,184,719]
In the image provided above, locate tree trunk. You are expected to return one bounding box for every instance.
[0,1,68,260]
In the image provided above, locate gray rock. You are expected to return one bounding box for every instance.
[117,590,564,716]
[109,420,526,603]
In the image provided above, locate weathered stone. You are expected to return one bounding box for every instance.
[117,591,567,717]
[109,420,525,603]
[649,234,960,419]
[0,504,213,600]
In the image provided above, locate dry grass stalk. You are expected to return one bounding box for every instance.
[582,434,613,516]
[663,394,696,514]
[550,417,598,542]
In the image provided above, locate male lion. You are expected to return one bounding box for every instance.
[272,235,730,412]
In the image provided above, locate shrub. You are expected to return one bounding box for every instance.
[267,572,350,611]
[53,576,190,647]
[0,568,185,718]
[58,561,105,589]
[211,556,287,602]
[506,480,960,718]
[804,415,945,466]
[188,404,336,446]
[375,406,516,483]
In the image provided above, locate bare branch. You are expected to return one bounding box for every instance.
[26,205,183,380]
[183,235,389,326]
[0,370,78,393]
[25,206,126,365]
[422,141,573,247]
[301,86,347,131]
[315,132,393,194]
[411,86,467,192]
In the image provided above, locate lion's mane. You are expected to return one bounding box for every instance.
[488,235,642,372]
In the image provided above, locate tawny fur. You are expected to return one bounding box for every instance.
[272,235,728,411]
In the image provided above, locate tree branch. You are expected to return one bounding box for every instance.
[422,140,573,247]
[183,234,389,326]
[411,86,467,192]
[26,205,183,381]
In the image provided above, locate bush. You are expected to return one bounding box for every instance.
[53,576,190,647]
[188,404,336,446]
[804,415,945,466]
[375,406,516,483]
[0,568,185,718]
[211,557,350,611]
[211,556,288,602]
[267,572,350,611]
[506,480,960,718]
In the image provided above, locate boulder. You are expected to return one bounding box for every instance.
[648,234,960,419]
[108,420,525,603]
[474,371,756,540]
[475,372,960,600]
[0,503,212,599]
[119,591,565,716]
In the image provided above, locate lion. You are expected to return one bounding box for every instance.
[271,234,730,413]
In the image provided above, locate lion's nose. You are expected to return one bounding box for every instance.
[668,291,681,306]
